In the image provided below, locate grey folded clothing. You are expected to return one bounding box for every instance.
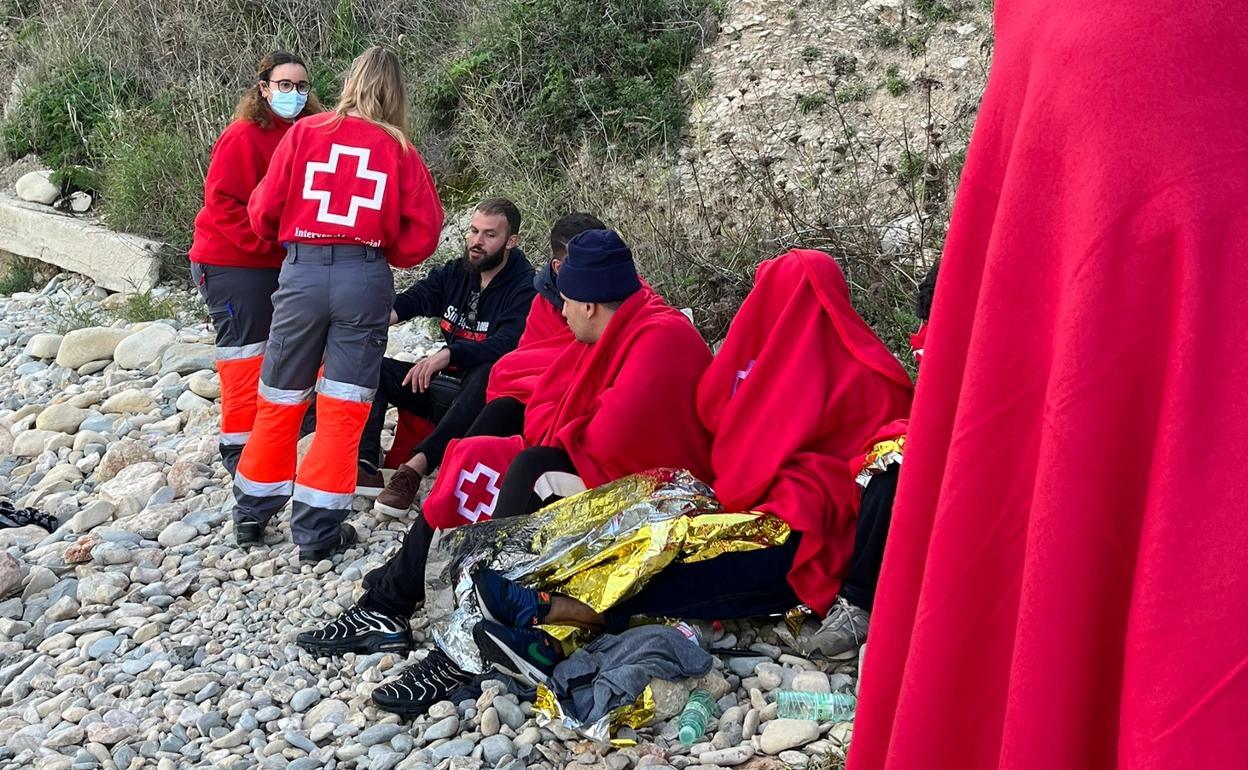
[551,624,713,723]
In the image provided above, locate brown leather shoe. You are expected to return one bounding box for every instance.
[355,467,386,498]
[375,465,422,515]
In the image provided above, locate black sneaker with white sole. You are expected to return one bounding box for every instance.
[296,604,413,656]
[472,619,562,686]
[371,648,471,717]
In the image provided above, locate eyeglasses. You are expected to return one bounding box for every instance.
[266,79,311,94]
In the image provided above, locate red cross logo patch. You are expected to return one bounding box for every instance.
[454,462,502,522]
[302,143,388,227]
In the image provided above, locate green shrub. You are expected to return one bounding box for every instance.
[426,0,713,159]
[1,58,139,178]
[800,45,821,62]
[872,24,900,48]
[914,0,956,21]
[885,64,909,96]
[0,257,37,295]
[93,107,205,255]
[898,149,926,184]
[835,82,868,104]
[798,93,827,113]
[114,290,184,323]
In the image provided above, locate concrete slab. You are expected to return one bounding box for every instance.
[0,193,162,292]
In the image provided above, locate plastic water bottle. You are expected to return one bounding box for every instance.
[677,689,717,746]
[776,690,857,722]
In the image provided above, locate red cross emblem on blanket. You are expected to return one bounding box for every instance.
[454,462,502,522]
[302,143,388,227]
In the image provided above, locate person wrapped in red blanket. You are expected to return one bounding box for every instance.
[800,259,939,660]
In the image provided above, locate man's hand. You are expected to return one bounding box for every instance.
[402,348,452,393]
[389,309,399,325]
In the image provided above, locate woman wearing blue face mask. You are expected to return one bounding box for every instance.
[189,51,322,478]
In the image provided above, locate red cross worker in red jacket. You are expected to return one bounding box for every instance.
[189,51,323,479]
[233,46,444,563]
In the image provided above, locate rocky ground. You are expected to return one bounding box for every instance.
[0,273,858,770]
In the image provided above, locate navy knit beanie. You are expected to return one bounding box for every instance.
[557,229,642,303]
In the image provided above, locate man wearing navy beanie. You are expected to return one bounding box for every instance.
[557,229,644,342]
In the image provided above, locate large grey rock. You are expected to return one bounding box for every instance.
[160,343,215,375]
[12,428,72,457]
[15,170,57,204]
[187,371,220,399]
[24,333,63,359]
[175,391,213,412]
[100,389,157,415]
[98,461,165,518]
[0,554,20,598]
[67,500,117,533]
[35,403,89,434]
[114,323,177,370]
[0,193,162,292]
[55,326,130,369]
[96,438,155,481]
[759,719,820,754]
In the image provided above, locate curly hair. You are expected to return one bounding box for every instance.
[234,51,323,129]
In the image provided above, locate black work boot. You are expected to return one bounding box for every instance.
[298,523,359,563]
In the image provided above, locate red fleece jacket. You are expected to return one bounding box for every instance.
[247,113,443,268]
[189,118,292,269]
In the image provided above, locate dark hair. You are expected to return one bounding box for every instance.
[550,213,607,258]
[235,51,323,129]
[600,299,625,311]
[475,197,522,236]
[917,260,940,321]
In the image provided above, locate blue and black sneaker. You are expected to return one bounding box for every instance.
[296,604,412,656]
[473,619,563,686]
[473,568,551,628]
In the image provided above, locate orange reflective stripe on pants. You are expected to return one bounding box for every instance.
[234,380,313,490]
[217,351,264,442]
[296,387,373,497]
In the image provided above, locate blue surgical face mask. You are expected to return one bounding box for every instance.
[269,90,307,120]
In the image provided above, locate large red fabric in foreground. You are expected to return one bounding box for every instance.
[485,295,574,404]
[848,2,1248,769]
[698,250,912,616]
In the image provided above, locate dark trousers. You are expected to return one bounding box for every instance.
[356,357,492,472]
[360,396,536,616]
[839,464,899,613]
[189,262,280,477]
[601,534,802,633]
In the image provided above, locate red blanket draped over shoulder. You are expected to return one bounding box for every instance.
[698,249,913,616]
[849,2,1248,769]
[425,287,713,527]
[485,294,574,404]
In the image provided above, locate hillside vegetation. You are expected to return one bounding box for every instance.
[0,0,992,356]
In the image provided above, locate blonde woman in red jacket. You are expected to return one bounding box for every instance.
[235,46,445,563]
[190,51,322,478]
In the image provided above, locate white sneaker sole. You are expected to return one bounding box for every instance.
[373,500,413,516]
